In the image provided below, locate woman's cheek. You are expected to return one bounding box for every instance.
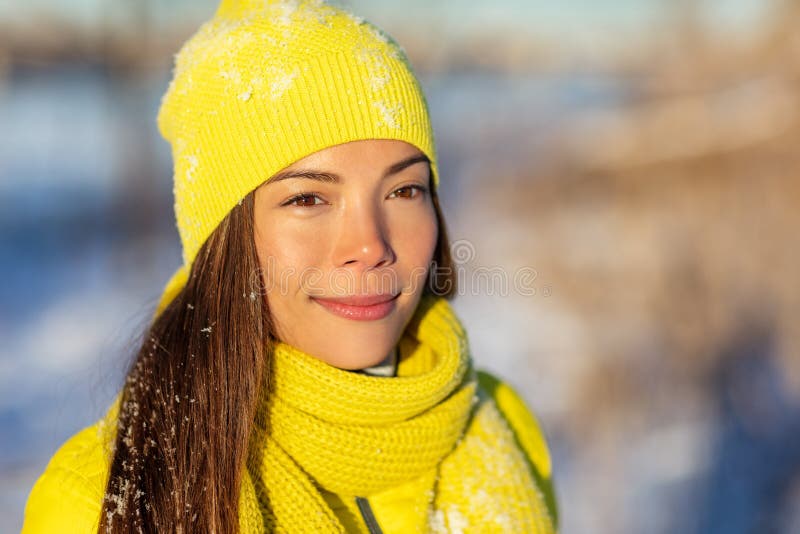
[274,229,332,294]
[402,207,437,262]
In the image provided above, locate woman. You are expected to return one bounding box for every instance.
[22,1,559,532]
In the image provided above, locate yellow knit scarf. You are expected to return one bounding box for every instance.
[238,294,555,533]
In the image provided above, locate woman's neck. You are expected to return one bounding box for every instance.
[355,346,398,377]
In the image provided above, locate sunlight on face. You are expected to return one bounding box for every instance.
[253,139,438,369]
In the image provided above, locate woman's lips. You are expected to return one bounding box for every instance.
[311,293,399,321]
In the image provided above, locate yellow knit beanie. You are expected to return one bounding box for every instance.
[153,0,438,318]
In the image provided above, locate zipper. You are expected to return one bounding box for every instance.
[355,496,384,534]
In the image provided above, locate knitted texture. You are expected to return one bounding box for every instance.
[240,294,556,532]
[154,0,438,317]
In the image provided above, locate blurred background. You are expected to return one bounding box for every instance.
[2,0,799,532]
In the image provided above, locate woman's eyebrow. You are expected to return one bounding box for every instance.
[268,153,430,184]
[385,153,430,177]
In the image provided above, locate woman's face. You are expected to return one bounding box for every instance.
[253,139,438,369]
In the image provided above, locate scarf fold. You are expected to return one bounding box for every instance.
[240,294,556,533]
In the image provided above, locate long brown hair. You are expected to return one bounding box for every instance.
[98,183,456,532]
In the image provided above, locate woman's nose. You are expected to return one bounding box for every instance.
[332,206,395,271]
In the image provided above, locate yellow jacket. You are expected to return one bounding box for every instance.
[22,371,559,533]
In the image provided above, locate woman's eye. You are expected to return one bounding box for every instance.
[390,185,426,199]
[283,193,324,207]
